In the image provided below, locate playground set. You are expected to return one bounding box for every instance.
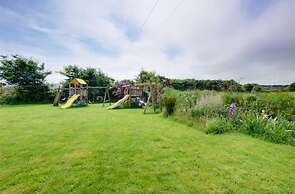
[108,82,162,113]
[53,78,111,109]
[53,78,162,113]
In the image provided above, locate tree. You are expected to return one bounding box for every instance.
[252,85,262,92]
[136,69,159,83]
[84,68,114,87]
[60,65,82,79]
[223,80,242,92]
[243,83,256,92]
[60,65,114,87]
[288,82,295,91]
[158,75,170,87]
[0,55,51,102]
[60,65,114,101]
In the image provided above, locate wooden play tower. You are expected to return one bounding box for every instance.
[68,78,88,101]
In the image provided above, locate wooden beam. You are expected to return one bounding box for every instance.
[88,86,108,89]
[102,88,107,107]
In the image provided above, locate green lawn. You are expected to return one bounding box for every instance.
[0,105,294,193]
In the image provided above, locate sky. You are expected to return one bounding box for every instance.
[0,0,294,84]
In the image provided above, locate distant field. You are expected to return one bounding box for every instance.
[0,105,294,193]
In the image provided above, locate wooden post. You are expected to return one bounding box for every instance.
[53,85,63,106]
[159,92,163,112]
[107,89,111,105]
[86,85,88,102]
[102,88,107,107]
[144,93,151,114]
[69,83,71,97]
[151,84,156,113]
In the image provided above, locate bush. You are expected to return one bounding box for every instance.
[0,55,51,103]
[191,104,226,118]
[205,113,294,145]
[0,87,18,104]
[239,112,295,145]
[223,92,243,106]
[240,113,267,136]
[222,92,295,119]
[163,96,176,116]
[206,117,232,134]
[191,106,208,118]
[243,83,256,92]
[245,95,257,103]
[181,91,200,112]
[255,93,295,119]
[263,118,294,145]
[163,89,295,145]
[288,82,295,91]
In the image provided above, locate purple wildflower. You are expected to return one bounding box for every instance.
[229,102,235,115]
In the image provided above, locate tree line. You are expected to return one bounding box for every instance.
[0,55,294,104]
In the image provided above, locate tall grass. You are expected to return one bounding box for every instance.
[163,88,295,145]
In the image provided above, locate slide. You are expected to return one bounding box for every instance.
[61,94,80,109]
[107,95,130,109]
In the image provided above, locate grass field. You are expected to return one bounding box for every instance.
[0,105,295,193]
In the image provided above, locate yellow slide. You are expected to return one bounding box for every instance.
[107,95,130,109]
[61,94,80,109]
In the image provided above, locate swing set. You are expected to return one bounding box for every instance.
[108,82,162,113]
[53,78,111,108]
[53,78,162,113]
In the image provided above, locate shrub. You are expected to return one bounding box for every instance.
[222,92,295,119]
[263,118,294,145]
[163,96,176,116]
[252,85,262,92]
[239,112,295,145]
[0,87,18,104]
[255,93,295,119]
[191,104,226,118]
[243,83,255,92]
[245,95,257,103]
[163,89,201,114]
[206,117,232,134]
[288,82,295,91]
[0,55,51,103]
[182,91,200,112]
[223,92,243,106]
[240,113,267,136]
[191,106,210,118]
[163,89,295,145]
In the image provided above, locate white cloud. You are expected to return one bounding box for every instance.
[0,0,294,84]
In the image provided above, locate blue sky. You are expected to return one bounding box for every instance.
[0,0,294,84]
